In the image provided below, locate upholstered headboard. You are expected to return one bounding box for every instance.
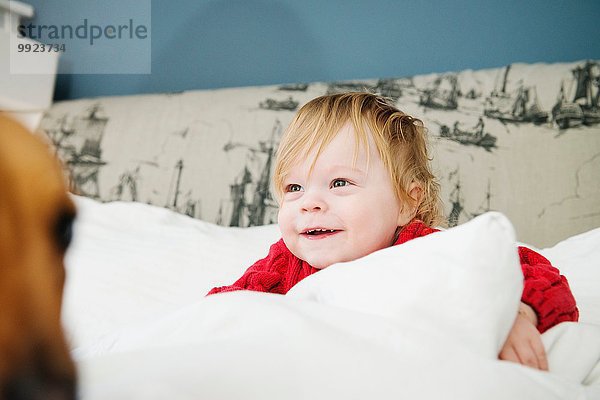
[39,60,600,247]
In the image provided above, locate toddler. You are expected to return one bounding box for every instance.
[208,92,578,370]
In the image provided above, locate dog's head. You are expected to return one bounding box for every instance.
[0,116,76,400]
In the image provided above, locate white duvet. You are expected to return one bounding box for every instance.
[64,196,600,399]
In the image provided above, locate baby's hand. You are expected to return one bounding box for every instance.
[498,302,548,371]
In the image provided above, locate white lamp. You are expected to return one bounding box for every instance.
[0,0,59,132]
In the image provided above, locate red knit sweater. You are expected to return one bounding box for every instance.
[207,220,579,333]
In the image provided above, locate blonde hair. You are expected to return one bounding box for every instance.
[273,92,445,227]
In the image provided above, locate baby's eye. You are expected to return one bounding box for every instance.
[285,184,303,192]
[331,179,350,188]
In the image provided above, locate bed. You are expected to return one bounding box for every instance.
[62,196,600,399]
[39,60,600,399]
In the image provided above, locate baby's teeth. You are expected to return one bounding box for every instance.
[306,229,336,234]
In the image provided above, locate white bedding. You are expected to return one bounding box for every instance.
[64,196,600,399]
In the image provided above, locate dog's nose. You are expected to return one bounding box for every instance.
[3,370,76,400]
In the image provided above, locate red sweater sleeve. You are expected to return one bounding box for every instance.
[206,239,289,296]
[518,246,579,333]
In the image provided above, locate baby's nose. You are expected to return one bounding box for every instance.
[300,191,327,212]
[303,203,322,212]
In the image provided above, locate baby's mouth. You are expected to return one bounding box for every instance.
[300,228,341,239]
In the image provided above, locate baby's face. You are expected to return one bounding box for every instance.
[278,123,412,269]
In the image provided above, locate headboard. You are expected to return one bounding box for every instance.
[39,60,600,247]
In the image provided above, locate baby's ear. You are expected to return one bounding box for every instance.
[397,182,423,226]
[408,182,424,209]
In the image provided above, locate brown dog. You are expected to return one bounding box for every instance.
[0,115,76,399]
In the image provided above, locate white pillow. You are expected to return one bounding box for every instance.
[63,195,280,351]
[540,227,600,326]
[287,212,524,358]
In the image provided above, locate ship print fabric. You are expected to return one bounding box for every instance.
[40,60,600,248]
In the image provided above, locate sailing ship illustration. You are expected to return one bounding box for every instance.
[42,103,108,198]
[42,114,73,154]
[278,83,309,91]
[326,81,375,95]
[259,96,299,111]
[552,61,600,129]
[552,84,584,129]
[447,170,466,228]
[110,166,140,202]
[163,159,202,218]
[376,79,402,100]
[218,120,282,227]
[484,65,549,124]
[166,159,184,210]
[465,88,481,99]
[573,61,600,125]
[419,74,459,110]
[439,117,497,152]
[447,171,492,226]
[325,79,402,100]
[182,192,202,219]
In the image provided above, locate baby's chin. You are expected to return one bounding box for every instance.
[309,262,331,270]
[302,254,355,270]
[294,253,334,270]
[287,241,371,269]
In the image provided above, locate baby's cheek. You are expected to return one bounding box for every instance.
[277,207,293,235]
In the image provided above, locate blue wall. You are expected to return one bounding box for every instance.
[26,0,600,100]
